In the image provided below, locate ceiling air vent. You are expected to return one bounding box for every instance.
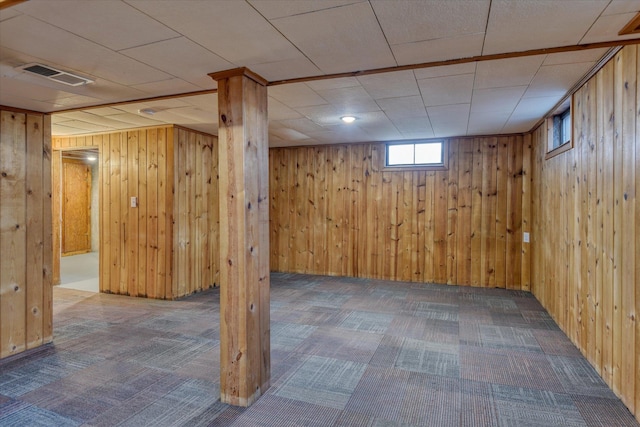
[17,63,94,86]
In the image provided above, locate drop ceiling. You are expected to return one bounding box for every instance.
[1,0,639,147]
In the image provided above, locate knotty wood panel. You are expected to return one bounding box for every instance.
[530,45,639,421]
[269,135,528,289]
[0,109,52,359]
[53,125,218,299]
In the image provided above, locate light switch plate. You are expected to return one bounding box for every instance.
[523,232,530,243]
[131,196,137,208]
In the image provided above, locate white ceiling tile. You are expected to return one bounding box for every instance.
[524,62,596,98]
[389,116,433,134]
[271,127,312,141]
[371,0,490,45]
[132,78,203,96]
[277,118,326,134]
[104,112,165,127]
[128,0,300,65]
[392,33,484,66]
[376,96,427,119]
[247,0,360,20]
[270,2,396,74]
[43,94,103,107]
[248,57,323,82]
[511,96,562,119]
[268,97,304,120]
[602,0,640,15]
[120,37,233,85]
[418,74,474,107]
[542,48,610,65]
[269,83,328,108]
[82,107,125,117]
[401,131,436,140]
[413,62,477,80]
[16,0,180,51]
[315,86,380,113]
[484,0,609,55]
[0,8,21,22]
[56,120,116,133]
[179,94,218,111]
[501,118,539,134]
[350,110,402,140]
[0,15,171,86]
[474,56,545,89]
[427,104,470,137]
[471,86,527,114]
[296,104,342,126]
[468,111,511,135]
[580,12,640,43]
[305,77,360,91]
[51,123,90,135]
[357,70,420,99]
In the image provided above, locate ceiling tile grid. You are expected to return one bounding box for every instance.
[2,0,638,146]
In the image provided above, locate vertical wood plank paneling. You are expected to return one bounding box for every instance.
[25,114,44,349]
[446,139,458,285]
[269,136,525,289]
[137,130,147,297]
[495,138,508,289]
[0,111,27,358]
[0,109,50,360]
[530,46,640,422]
[146,128,158,298]
[457,140,473,286]
[157,128,169,299]
[521,133,532,291]
[51,150,61,285]
[59,126,217,300]
[620,46,637,412]
[42,115,52,343]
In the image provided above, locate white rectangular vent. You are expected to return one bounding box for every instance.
[17,63,94,86]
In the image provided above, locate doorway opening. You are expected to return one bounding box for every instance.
[58,148,99,292]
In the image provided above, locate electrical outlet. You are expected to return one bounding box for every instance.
[131,196,137,208]
[523,232,530,243]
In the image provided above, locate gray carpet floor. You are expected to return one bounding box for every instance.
[1,273,637,426]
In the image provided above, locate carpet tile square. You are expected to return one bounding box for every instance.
[400,373,461,426]
[460,346,565,392]
[548,355,618,398]
[478,325,543,353]
[395,338,459,377]
[296,328,383,363]
[337,311,394,334]
[273,355,367,410]
[343,366,409,421]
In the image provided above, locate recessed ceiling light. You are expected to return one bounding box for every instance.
[87,156,97,162]
[138,108,157,116]
[341,116,356,123]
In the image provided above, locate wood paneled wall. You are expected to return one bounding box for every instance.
[269,136,531,289]
[53,125,218,299]
[0,109,52,359]
[530,45,639,420]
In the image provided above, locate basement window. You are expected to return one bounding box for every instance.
[385,140,447,170]
[546,103,573,159]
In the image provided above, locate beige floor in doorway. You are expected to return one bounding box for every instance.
[58,252,99,292]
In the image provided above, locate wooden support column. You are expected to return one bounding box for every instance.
[209,68,270,406]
